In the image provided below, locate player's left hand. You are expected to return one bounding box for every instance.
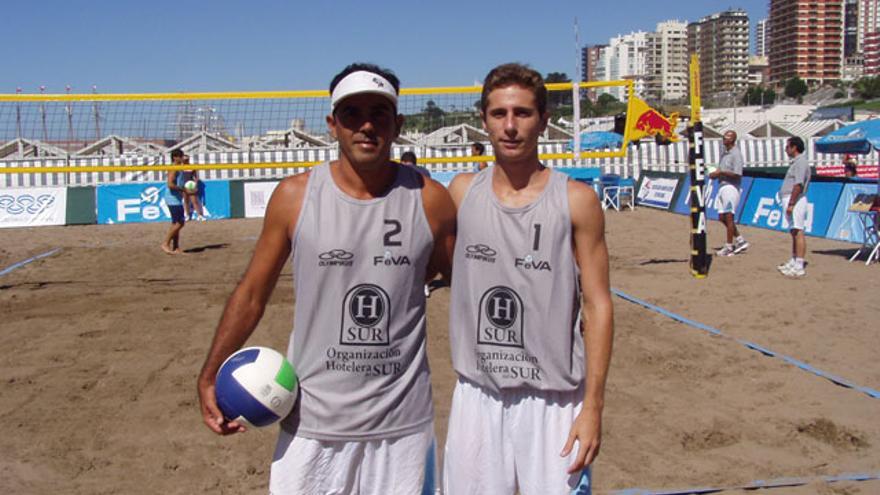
[560,405,602,474]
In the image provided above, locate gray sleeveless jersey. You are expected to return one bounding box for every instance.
[449,168,584,393]
[283,162,434,441]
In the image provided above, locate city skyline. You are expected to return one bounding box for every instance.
[1,0,768,94]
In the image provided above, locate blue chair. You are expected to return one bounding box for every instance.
[600,174,635,211]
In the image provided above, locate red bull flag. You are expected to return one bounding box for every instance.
[628,96,679,143]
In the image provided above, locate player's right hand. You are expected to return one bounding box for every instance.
[197,378,247,435]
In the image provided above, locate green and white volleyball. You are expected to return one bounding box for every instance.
[215,346,298,428]
[184,180,197,192]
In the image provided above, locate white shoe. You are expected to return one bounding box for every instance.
[733,239,749,254]
[776,259,794,272]
[781,264,806,278]
[716,245,735,257]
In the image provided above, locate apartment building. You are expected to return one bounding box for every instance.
[688,9,750,97]
[769,0,844,84]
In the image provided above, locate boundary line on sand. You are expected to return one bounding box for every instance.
[0,249,62,277]
[611,288,880,400]
[612,471,880,494]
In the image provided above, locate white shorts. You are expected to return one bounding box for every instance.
[713,184,740,215]
[780,195,808,231]
[269,422,438,495]
[443,378,592,495]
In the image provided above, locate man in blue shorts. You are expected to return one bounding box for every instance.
[161,149,189,254]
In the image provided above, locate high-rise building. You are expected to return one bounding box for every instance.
[858,0,880,53]
[845,0,859,56]
[645,20,689,103]
[769,0,844,84]
[756,18,769,56]
[581,44,607,102]
[593,31,649,101]
[688,9,750,97]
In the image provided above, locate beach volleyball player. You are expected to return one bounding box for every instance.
[443,63,614,494]
[196,63,455,494]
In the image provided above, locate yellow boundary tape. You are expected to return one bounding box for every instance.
[0,152,620,174]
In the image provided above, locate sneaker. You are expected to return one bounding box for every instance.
[716,245,735,257]
[733,239,750,254]
[776,259,794,272]
[781,264,806,278]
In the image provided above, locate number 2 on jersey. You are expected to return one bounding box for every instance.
[384,219,402,247]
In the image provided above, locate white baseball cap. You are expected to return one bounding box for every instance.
[331,71,398,110]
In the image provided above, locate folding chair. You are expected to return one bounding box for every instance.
[599,174,621,211]
[848,211,879,265]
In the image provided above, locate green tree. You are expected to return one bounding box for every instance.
[854,76,880,99]
[545,72,573,109]
[784,77,808,99]
[742,86,776,106]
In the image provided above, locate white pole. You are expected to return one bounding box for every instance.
[573,17,582,167]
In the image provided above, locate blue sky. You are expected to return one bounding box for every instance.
[2,0,767,94]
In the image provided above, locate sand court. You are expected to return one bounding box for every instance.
[1,208,878,494]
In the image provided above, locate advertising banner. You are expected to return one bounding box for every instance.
[740,178,842,237]
[97,181,230,224]
[429,171,458,188]
[0,187,67,228]
[243,181,280,218]
[826,182,880,243]
[636,175,680,209]
[673,176,754,223]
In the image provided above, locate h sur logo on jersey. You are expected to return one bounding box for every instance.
[340,284,391,346]
[478,286,524,348]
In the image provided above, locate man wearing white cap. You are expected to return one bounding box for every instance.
[197,63,456,494]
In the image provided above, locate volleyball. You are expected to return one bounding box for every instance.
[184,180,197,192]
[215,346,298,428]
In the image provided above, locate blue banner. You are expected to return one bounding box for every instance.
[429,171,459,188]
[740,178,842,237]
[672,176,754,223]
[97,181,230,225]
[826,182,880,243]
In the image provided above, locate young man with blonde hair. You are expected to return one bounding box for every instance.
[444,63,614,494]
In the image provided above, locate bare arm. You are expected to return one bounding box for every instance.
[196,174,307,435]
[560,180,614,473]
[422,178,457,282]
[447,172,476,208]
[787,183,804,213]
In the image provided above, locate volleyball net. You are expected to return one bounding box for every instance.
[0,81,638,187]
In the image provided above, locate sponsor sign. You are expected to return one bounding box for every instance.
[740,178,842,237]
[243,181,279,218]
[826,182,880,243]
[96,181,230,224]
[636,176,680,209]
[673,176,754,223]
[0,187,67,228]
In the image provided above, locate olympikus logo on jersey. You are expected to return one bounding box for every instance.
[477,286,524,348]
[318,249,354,267]
[465,243,497,263]
[340,284,391,346]
[515,256,552,272]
